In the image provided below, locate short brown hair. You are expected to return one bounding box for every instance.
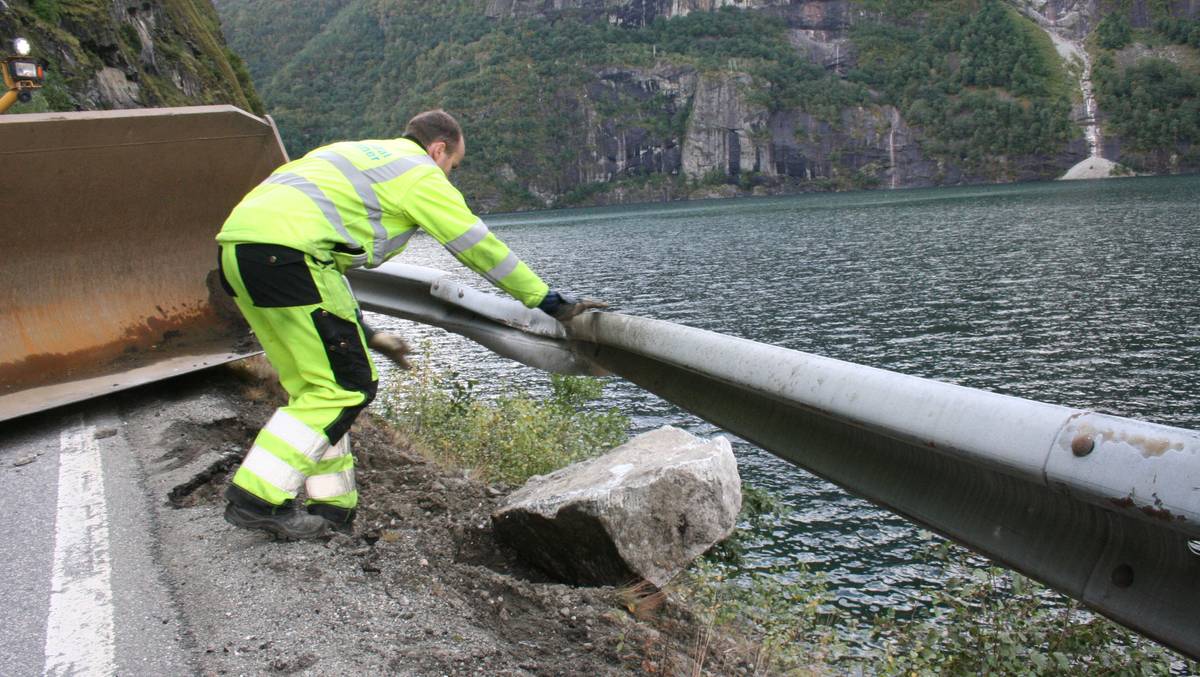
[403,109,463,151]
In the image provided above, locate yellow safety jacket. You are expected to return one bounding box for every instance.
[217,137,549,308]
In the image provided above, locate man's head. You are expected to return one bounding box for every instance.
[404,109,465,176]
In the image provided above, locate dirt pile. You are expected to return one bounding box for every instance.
[142,364,761,676]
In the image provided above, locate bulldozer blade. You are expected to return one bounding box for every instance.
[0,106,287,422]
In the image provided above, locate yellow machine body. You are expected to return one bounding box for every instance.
[0,106,287,421]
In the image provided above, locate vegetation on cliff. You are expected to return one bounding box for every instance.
[3,0,262,114]
[849,0,1076,172]
[1090,6,1200,170]
[217,0,1087,209]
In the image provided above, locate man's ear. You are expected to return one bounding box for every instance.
[428,140,447,159]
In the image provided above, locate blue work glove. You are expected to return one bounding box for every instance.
[538,290,608,321]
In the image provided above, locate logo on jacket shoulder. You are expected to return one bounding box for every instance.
[355,143,393,161]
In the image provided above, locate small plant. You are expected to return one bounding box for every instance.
[674,559,848,675]
[705,483,790,566]
[377,348,629,484]
[868,541,1196,675]
[32,0,60,23]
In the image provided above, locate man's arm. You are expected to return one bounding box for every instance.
[402,173,549,308]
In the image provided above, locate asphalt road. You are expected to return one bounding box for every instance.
[0,395,198,675]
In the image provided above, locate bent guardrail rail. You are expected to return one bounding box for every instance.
[350,262,1200,660]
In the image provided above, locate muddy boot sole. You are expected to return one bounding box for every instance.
[223,502,330,541]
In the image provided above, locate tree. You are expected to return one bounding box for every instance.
[1096,13,1132,50]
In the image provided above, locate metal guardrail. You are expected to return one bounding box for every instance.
[350,262,1200,660]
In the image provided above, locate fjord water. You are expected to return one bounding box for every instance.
[372,175,1200,614]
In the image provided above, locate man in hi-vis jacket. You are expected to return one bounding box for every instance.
[215,109,602,540]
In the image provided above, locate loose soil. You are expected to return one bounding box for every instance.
[137,362,761,676]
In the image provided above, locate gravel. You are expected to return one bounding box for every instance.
[109,364,757,676]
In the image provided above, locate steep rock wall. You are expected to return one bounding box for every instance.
[582,65,697,182]
[485,0,792,23]
[0,0,260,112]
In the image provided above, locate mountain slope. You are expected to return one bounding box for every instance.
[1,0,262,113]
[216,0,1197,211]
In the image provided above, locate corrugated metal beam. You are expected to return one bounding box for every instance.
[350,263,1200,660]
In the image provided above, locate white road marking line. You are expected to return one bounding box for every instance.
[44,420,115,676]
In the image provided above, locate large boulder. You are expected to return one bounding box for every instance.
[492,426,742,588]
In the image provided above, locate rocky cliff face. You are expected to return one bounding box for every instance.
[0,0,260,113]
[542,0,1085,204]
[485,0,791,23]
[676,72,945,188]
[575,65,1085,200]
[215,0,1194,210]
[1016,0,1199,38]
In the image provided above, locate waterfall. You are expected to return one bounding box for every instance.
[1010,2,1125,179]
[1073,41,1103,159]
[888,108,899,189]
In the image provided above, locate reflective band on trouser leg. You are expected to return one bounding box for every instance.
[232,410,332,505]
[305,434,357,509]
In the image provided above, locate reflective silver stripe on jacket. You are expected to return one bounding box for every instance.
[313,151,389,266]
[264,173,361,252]
[314,152,436,268]
[444,220,490,255]
[483,252,520,285]
[381,228,419,254]
[361,155,436,183]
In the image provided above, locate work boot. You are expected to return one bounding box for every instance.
[307,503,356,535]
[367,331,412,370]
[223,485,330,541]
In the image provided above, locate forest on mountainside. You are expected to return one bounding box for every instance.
[214,0,1198,210]
[1089,12,1200,167]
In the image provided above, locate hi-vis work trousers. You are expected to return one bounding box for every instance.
[217,243,378,510]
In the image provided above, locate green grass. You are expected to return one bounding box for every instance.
[376,349,629,484]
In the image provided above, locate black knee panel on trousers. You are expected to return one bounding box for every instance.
[323,380,377,446]
[312,308,377,445]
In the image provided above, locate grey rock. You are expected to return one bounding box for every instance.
[492,426,741,588]
[93,66,142,108]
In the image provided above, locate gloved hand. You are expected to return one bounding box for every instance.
[367,331,413,370]
[537,290,608,322]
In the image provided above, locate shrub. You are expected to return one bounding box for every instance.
[377,351,629,484]
[675,559,848,674]
[687,505,1197,674]
[31,0,60,23]
[119,23,143,51]
[1097,13,1133,50]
